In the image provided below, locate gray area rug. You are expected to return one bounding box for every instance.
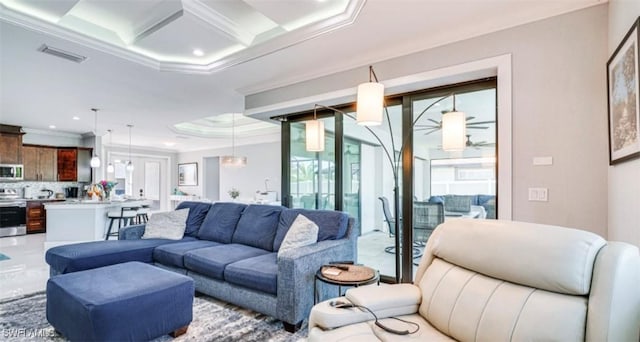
[0,292,307,342]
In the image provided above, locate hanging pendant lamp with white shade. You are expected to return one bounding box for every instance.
[356,66,384,126]
[126,124,134,171]
[442,95,467,152]
[90,108,101,168]
[221,114,247,167]
[306,105,325,152]
[106,129,114,173]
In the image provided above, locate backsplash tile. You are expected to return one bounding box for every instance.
[0,181,86,199]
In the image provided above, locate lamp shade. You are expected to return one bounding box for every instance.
[90,155,101,168]
[221,155,247,167]
[305,119,325,152]
[125,161,134,171]
[356,82,384,126]
[442,111,467,152]
[107,163,114,173]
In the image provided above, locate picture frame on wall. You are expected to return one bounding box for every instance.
[607,16,640,165]
[178,163,198,186]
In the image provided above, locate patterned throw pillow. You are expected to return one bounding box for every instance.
[142,208,189,240]
[278,214,319,256]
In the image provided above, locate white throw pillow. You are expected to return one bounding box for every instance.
[142,208,189,240]
[278,214,319,256]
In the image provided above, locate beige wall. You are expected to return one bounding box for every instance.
[608,0,640,247]
[246,5,609,237]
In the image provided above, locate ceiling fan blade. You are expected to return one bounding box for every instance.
[467,126,489,130]
[427,118,441,125]
[465,116,476,121]
[467,120,495,125]
[414,124,439,129]
[422,128,440,135]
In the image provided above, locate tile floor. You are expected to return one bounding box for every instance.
[0,231,422,301]
[0,233,49,301]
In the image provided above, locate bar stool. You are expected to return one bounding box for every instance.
[136,206,150,224]
[105,206,139,240]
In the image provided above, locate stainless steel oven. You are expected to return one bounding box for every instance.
[0,164,24,181]
[0,201,26,237]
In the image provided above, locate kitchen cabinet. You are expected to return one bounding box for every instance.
[0,132,23,164]
[56,148,92,182]
[23,145,57,181]
[26,200,47,233]
[57,148,77,181]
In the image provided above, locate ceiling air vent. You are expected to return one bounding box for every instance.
[38,44,87,63]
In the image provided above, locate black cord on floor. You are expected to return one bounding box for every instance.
[329,301,420,335]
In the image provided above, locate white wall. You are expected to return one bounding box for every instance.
[608,0,640,247]
[246,6,609,237]
[177,142,281,203]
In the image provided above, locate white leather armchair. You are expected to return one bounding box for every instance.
[308,219,640,341]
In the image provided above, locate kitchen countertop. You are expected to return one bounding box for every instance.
[44,199,151,209]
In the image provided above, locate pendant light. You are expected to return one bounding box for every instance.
[106,129,114,173]
[356,66,384,126]
[442,95,467,152]
[221,114,247,167]
[90,108,101,168]
[126,124,134,171]
[306,105,325,152]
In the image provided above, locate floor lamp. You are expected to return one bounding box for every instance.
[305,66,464,282]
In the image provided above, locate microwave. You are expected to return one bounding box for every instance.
[0,164,24,181]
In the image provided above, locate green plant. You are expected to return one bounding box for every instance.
[228,188,240,199]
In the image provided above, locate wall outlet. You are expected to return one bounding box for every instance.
[528,188,548,201]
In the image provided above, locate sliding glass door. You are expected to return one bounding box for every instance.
[280,78,497,283]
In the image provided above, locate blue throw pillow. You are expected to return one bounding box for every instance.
[175,202,212,237]
[232,205,283,251]
[428,196,445,205]
[197,202,247,243]
[273,208,349,251]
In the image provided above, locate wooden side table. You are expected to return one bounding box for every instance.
[314,264,380,304]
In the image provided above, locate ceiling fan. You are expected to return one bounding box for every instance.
[465,134,495,149]
[414,111,495,135]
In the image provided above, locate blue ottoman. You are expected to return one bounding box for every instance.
[46,261,194,341]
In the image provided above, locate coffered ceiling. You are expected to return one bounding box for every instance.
[0,0,605,152]
[0,0,364,73]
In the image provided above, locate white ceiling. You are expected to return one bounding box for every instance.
[0,0,604,152]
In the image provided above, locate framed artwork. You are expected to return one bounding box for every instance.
[607,16,640,165]
[178,163,198,186]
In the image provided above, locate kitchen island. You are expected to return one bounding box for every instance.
[44,199,150,249]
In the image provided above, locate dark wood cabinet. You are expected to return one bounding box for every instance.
[57,148,77,181]
[23,145,57,181]
[26,201,47,233]
[0,132,23,164]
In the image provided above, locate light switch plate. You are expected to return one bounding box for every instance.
[528,188,548,201]
[533,157,553,166]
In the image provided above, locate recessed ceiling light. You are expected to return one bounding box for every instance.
[163,142,176,147]
[192,49,204,57]
[49,125,56,129]
[72,116,80,120]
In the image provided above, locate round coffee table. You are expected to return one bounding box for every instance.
[314,264,380,304]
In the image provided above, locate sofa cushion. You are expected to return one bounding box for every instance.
[197,202,247,243]
[428,196,445,205]
[153,240,221,268]
[183,244,270,280]
[278,214,318,257]
[225,253,278,295]
[176,201,212,237]
[142,208,189,240]
[45,239,178,274]
[443,195,472,213]
[232,205,283,251]
[274,209,349,250]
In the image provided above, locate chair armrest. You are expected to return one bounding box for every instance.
[309,284,421,330]
[276,238,356,326]
[118,224,146,240]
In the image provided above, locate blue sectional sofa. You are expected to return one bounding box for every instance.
[45,202,357,332]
